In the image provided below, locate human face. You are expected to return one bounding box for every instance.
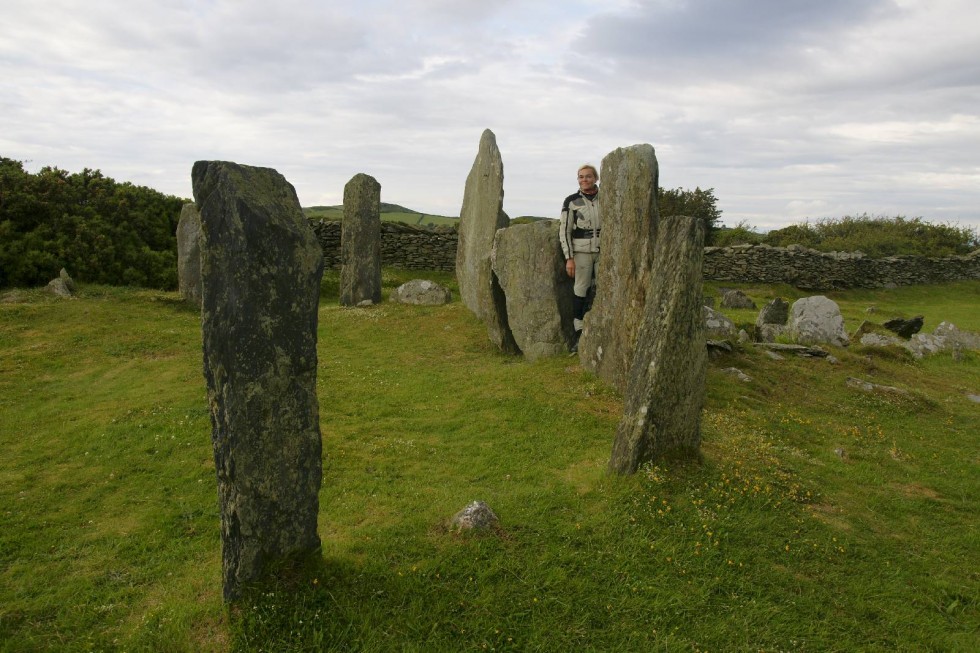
[578,168,597,193]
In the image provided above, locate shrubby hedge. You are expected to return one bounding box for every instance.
[0,158,188,289]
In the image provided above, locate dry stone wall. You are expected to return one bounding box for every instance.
[312,222,980,289]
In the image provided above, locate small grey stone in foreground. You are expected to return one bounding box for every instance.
[391,279,452,305]
[451,501,499,531]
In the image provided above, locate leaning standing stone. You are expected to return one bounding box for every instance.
[491,220,574,361]
[455,129,519,354]
[579,144,659,392]
[192,160,324,602]
[176,203,203,307]
[340,173,382,306]
[609,215,706,474]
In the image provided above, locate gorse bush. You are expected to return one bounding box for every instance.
[719,214,979,257]
[0,157,188,289]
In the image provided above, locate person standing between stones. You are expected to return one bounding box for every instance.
[559,163,601,353]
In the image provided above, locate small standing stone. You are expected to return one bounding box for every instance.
[176,203,203,307]
[340,173,382,306]
[721,289,756,309]
[451,501,500,532]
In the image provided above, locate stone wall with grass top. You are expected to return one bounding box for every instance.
[312,219,980,289]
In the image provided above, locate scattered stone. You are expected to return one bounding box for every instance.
[609,214,705,473]
[788,296,849,347]
[451,501,499,532]
[707,339,733,356]
[1,291,22,303]
[865,306,878,314]
[826,355,840,364]
[492,220,574,361]
[883,315,924,339]
[703,296,715,308]
[340,173,382,307]
[176,203,203,307]
[721,289,756,309]
[703,306,737,340]
[859,333,904,348]
[834,447,848,460]
[455,129,518,354]
[46,268,76,298]
[763,349,785,360]
[756,297,789,326]
[846,376,908,395]
[737,329,751,344]
[580,144,659,393]
[907,322,980,359]
[754,342,829,358]
[192,160,324,602]
[851,319,891,341]
[966,393,980,404]
[390,279,452,305]
[722,367,752,382]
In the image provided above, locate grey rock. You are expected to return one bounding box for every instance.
[756,297,789,326]
[846,376,908,395]
[754,342,829,358]
[703,296,715,308]
[966,393,980,403]
[391,279,452,305]
[579,144,659,393]
[763,349,786,360]
[883,315,924,339]
[455,129,518,354]
[737,329,751,344]
[340,173,382,306]
[609,214,705,473]
[758,323,788,343]
[788,296,849,347]
[451,501,499,531]
[46,268,76,298]
[860,333,904,348]
[907,322,980,359]
[703,306,737,340]
[176,203,203,307]
[723,367,752,382]
[192,160,324,602]
[721,289,756,309]
[492,220,574,361]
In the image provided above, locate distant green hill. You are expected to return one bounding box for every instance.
[304,204,458,228]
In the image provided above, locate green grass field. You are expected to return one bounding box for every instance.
[1,275,978,651]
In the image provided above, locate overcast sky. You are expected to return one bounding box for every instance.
[3,0,979,231]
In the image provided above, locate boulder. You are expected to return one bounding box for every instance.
[390,279,452,305]
[721,289,756,309]
[788,296,849,347]
[883,315,924,339]
[609,214,705,473]
[340,173,382,306]
[450,501,500,532]
[756,297,789,326]
[579,144,659,392]
[192,160,324,601]
[455,129,518,354]
[703,306,737,340]
[907,322,980,358]
[176,203,203,307]
[46,268,76,298]
[491,220,574,361]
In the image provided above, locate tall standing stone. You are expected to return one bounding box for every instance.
[192,160,324,602]
[340,173,382,306]
[455,129,519,354]
[491,220,574,361]
[579,144,659,392]
[609,215,706,474]
[176,203,203,307]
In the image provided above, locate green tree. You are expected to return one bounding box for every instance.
[657,186,722,244]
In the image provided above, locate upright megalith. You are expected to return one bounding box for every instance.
[492,220,574,361]
[579,144,659,392]
[191,160,324,602]
[176,203,203,307]
[340,173,382,306]
[456,129,519,354]
[609,215,706,474]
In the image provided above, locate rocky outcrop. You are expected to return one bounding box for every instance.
[192,160,324,602]
[788,296,849,347]
[610,215,706,473]
[491,220,574,361]
[390,279,452,305]
[340,173,382,306]
[579,144,659,392]
[455,129,518,354]
[176,203,203,307]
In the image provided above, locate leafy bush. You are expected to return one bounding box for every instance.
[0,157,187,289]
[657,186,723,244]
[712,220,764,247]
[764,214,979,257]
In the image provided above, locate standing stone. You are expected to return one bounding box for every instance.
[46,268,77,298]
[609,215,706,474]
[491,220,574,361]
[756,297,789,326]
[340,173,382,306]
[455,129,519,354]
[579,144,659,392]
[721,289,756,309]
[176,203,203,307]
[788,296,849,347]
[192,161,324,602]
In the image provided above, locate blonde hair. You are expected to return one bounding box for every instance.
[577,164,599,181]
